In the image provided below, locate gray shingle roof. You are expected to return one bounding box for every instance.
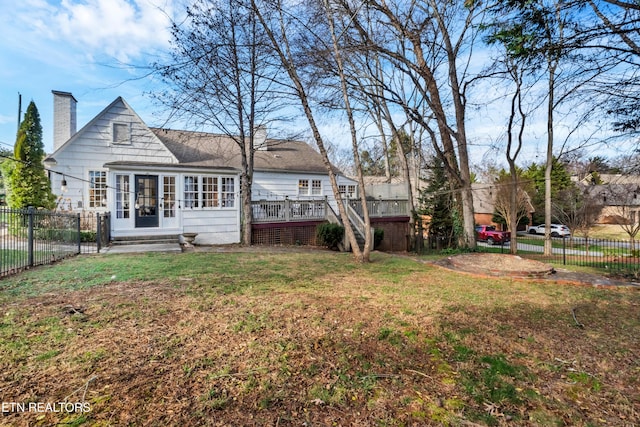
[151,128,334,174]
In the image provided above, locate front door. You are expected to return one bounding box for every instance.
[135,175,159,228]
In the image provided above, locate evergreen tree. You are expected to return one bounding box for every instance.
[522,157,573,225]
[418,156,457,249]
[0,148,13,205]
[8,101,56,209]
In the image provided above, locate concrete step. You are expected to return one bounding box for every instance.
[111,235,180,245]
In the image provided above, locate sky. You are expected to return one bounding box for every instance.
[0,0,632,167]
[0,0,177,153]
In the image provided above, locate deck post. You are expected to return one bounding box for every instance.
[284,196,290,222]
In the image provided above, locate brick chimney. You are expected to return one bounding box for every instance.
[52,90,77,151]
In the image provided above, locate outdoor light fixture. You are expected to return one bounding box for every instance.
[101,197,107,206]
[61,176,68,193]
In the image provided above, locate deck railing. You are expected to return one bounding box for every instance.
[252,199,327,223]
[348,199,409,218]
[252,198,410,224]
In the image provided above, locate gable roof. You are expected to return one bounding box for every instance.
[46,97,177,163]
[583,183,640,207]
[151,128,337,175]
[45,93,341,176]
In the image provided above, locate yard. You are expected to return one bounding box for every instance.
[0,249,638,426]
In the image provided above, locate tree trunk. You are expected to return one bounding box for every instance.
[252,0,365,261]
[323,0,372,260]
[544,64,555,257]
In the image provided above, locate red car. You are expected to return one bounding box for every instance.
[475,225,511,245]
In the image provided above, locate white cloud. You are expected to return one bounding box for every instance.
[51,0,174,62]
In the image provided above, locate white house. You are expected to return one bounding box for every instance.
[44,91,357,245]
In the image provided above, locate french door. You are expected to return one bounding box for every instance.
[134,175,159,228]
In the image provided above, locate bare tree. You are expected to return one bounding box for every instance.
[484,0,607,256]
[554,185,603,244]
[581,1,640,136]
[251,0,371,261]
[153,0,287,245]
[321,0,374,258]
[503,59,528,254]
[599,183,640,250]
[492,174,532,254]
[333,0,483,249]
[344,48,419,243]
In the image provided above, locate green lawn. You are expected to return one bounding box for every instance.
[0,250,638,426]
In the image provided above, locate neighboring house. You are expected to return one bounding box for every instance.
[472,183,534,230]
[361,176,409,200]
[581,173,640,225]
[472,183,497,226]
[44,91,357,245]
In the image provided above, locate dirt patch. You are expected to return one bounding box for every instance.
[434,252,640,288]
[440,253,555,279]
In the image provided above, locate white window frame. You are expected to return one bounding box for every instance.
[112,122,131,144]
[183,175,235,209]
[311,179,322,195]
[88,170,107,209]
[163,176,176,218]
[338,184,356,198]
[202,176,219,208]
[298,179,309,196]
[221,177,235,208]
[115,174,130,219]
[184,176,199,208]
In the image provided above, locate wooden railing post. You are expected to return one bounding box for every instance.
[284,197,290,222]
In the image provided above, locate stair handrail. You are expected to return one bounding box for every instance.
[325,201,342,225]
[346,202,368,240]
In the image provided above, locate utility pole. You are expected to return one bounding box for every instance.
[17,92,22,133]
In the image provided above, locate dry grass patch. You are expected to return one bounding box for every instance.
[0,250,638,426]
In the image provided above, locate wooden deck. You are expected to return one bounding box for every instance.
[251,198,409,224]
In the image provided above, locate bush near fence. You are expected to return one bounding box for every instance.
[0,207,110,278]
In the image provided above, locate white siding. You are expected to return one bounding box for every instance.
[182,209,240,245]
[47,99,177,212]
[253,171,357,212]
[178,172,241,244]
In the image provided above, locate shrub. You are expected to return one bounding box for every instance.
[80,230,97,243]
[34,228,77,243]
[316,223,344,250]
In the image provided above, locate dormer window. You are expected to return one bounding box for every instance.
[113,123,131,144]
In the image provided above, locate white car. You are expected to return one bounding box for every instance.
[528,224,571,237]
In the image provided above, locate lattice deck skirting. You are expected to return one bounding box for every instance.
[251,221,325,246]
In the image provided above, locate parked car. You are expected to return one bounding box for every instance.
[527,223,571,237]
[475,225,510,245]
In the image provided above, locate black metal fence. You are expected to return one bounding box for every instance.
[0,208,111,278]
[419,233,640,279]
[512,235,640,278]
